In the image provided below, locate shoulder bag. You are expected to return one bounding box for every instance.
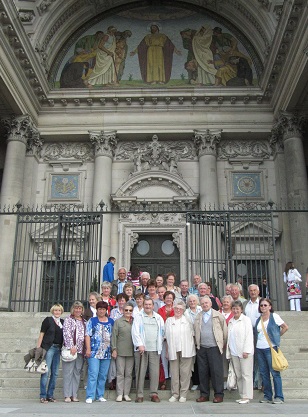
[260,318,288,372]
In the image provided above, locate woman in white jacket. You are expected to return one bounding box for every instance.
[283,261,302,311]
[227,300,254,404]
[165,300,196,403]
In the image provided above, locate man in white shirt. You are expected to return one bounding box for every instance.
[244,284,262,390]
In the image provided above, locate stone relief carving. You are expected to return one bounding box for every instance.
[42,142,94,162]
[115,136,196,164]
[130,232,139,251]
[26,127,43,157]
[218,140,272,160]
[37,0,57,16]
[272,112,308,141]
[172,232,181,249]
[194,129,222,157]
[18,10,35,23]
[89,130,118,158]
[120,212,186,225]
[1,115,35,144]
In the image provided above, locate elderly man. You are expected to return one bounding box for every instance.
[244,284,262,390]
[175,280,190,303]
[189,274,202,295]
[198,283,219,311]
[230,284,247,303]
[111,267,128,297]
[194,295,227,403]
[132,298,164,403]
[136,272,150,295]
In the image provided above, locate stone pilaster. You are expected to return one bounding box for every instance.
[194,129,221,208]
[23,127,43,206]
[271,112,308,306]
[90,130,117,278]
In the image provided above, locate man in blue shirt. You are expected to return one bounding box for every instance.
[102,257,116,283]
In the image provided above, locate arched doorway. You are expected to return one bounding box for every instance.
[131,234,180,283]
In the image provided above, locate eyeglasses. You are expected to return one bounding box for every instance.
[260,304,269,307]
[124,309,133,312]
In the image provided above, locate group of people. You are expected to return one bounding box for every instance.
[37,267,289,406]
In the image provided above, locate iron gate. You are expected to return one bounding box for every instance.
[186,210,278,299]
[9,210,103,312]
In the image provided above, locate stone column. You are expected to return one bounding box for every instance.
[0,115,32,310]
[194,129,221,208]
[272,112,308,306]
[90,130,117,281]
[23,128,43,206]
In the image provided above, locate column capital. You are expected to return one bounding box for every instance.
[193,129,222,157]
[272,112,308,141]
[89,130,118,158]
[26,126,43,157]
[1,115,34,145]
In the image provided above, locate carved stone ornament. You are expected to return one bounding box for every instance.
[42,142,94,162]
[127,135,183,175]
[18,10,35,23]
[194,129,222,157]
[89,130,118,158]
[1,115,34,145]
[37,0,57,16]
[115,139,196,162]
[269,130,284,155]
[26,127,43,157]
[272,112,308,141]
[218,140,272,160]
[130,232,139,251]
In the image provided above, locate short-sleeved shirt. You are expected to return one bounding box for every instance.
[256,313,284,349]
[86,317,114,359]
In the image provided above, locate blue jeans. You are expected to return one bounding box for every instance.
[40,344,61,399]
[257,347,284,401]
[86,357,111,400]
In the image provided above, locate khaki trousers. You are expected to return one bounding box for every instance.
[134,351,160,398]
[231,355,254,399]
[169,353,194,399]
[115,356,134,396]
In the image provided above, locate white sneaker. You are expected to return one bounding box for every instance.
[169,396,178,402]
[235,399,241,403]
[97,397,107,402]
[179,397,186,403]
[85,398,92,404]
[124,395,132,402]
[116,395,123,402]
[238,399,250,404]
[272,399,284,404]
[191,385,198,391]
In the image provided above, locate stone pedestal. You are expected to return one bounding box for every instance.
[90,130,117,279]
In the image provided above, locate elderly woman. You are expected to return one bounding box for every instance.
[158,290,175,389]
[255,298,288,404]
[101,281,116,314]
[165,272,180,293]
[165,300,196,402]
[185,294,202,391]
[226,300,254,404]
[221,295,234,388]
[123,282,136,307]
[85,301,114,403]
[62,301,86,402]
[83,292,101,321]
[111,302,135,402]
[37,303,64,403]
[147,279,159,301]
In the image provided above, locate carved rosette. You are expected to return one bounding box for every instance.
[193,129,222,157]
[89,130,118,158]
[1,115,34,145]
[272,112,308,141]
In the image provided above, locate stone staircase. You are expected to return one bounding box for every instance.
[0,311,307,400]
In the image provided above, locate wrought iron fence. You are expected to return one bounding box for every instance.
[9,207,103,312]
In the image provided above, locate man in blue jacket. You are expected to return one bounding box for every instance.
[102,257,116,283]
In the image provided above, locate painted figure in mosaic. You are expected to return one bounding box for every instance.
[192,25,217,85]
[130,23,181,85]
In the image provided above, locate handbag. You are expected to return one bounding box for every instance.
[260,318,288,372]
[36,359,48,374]
[226,359,237,390]
[61,346,77,362]
[25,358,49,374]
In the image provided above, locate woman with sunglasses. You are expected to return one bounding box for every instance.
[111,302,135,402]
[254,298,288,404]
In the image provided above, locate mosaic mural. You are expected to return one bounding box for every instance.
[54,5,258,89]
